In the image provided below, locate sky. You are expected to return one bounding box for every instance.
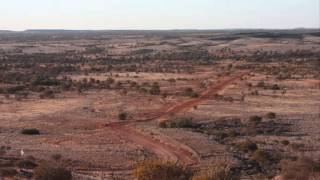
[0,0,319,30]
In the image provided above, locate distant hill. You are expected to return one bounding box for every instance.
[0,30,14,34]
[24,29,94,33]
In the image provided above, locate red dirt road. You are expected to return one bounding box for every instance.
[157,71,249,122]
[106,71,249,166]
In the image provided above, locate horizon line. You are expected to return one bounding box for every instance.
[1,27,320,32]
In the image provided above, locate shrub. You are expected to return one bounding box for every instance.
[184,88,199,98]
[16,159,37,169]
[118,112,127,120]
[159,121,167,128]
[176,117,196,128]
[21,129,40,135]
[193,161,239,180]
[34,162,72,180]
[266,112,276,119]
[249,116,262,125]
[281,140,290,146]
[39,90,55,99]
[236,140,258,153]
[271,84,280,90]
[149,82,161,95]
[252,149,271,165]
[51,154,62,161]
[134,160,192,180]
[168,117,197,129]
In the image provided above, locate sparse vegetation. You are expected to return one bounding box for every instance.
[0,168,18,178]
[236,140,258,153]
[34,161,72,180]
[252,149,271,165]
[134,160,193,180]
[249,116,262,125]
[281,157,320,180]
[165,117,198,129]
[193,161,239,180]
[0,30,319,179]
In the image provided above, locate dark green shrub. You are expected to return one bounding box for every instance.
[21,129,40,135]
[168,117,197,129]
[266,112,276,119]
[281,140,290,146]
[118,112,127,120]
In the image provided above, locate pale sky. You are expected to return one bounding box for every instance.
[0,0,319,30]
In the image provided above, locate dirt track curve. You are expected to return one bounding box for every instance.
[106,71,249,166]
